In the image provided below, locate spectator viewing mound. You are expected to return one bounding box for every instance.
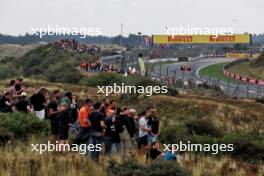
[0,39,99,83]
[0,76,263,175]
[227,51,264,80]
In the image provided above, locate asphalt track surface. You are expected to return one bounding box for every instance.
[153,57,264,99]
[101,55,264,99]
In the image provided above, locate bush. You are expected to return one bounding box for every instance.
[159,125,191,144]
[0,112,50,140]
[107,159,189,176]
[221,132,264,163]
[0,127,14,144]
[185,119,223,137]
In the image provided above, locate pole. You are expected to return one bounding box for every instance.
[227,79,230,96]
[247,83,249,99]
[120,23,124,71]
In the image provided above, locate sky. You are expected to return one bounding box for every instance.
[0,0,263,36]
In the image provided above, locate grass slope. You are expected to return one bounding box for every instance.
[199,62,242,84]
[0,44,94,83]
[0,80,264,175]
[227,52,264,80]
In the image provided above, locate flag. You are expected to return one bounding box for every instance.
[138,57,145,76]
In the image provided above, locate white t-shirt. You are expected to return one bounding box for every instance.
[139,117,148,137]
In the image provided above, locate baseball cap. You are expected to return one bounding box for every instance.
[21,92,27,97]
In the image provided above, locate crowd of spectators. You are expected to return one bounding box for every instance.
[55,39,101,56]
[80,58,101,72]
[0,79,177,163]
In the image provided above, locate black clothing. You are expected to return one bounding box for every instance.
[0,96,12,113]
[112,116,123,143]
[47,101,59,135]
[89,111,105,133]
[119,114,136,138]
[147,148,162,160]
[15,99,29,113]
[74,127,90,144]
[148,116,159,135]
[15,84,22,94]
[57,109,71,140]
[30,93,46,111]
[104,116,113,137]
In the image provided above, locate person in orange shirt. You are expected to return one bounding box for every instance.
[74,98,93,145]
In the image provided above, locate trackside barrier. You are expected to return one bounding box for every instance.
[223,59,264,85]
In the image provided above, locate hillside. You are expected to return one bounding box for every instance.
[0,43,95,83]
[0,43,46,60]
[0,79,264,175]
[227,52,264,80]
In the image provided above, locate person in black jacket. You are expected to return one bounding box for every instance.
[119,107,137,157]
[147,106,159,143]
[57,102,72,152]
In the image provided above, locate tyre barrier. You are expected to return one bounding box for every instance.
[223,62,264,85]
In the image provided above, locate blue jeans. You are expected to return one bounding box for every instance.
[89,135,102,163]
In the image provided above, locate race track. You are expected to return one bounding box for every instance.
[153,57,264,99]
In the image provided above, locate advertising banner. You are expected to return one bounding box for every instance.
[152,34,251,44]
[225,53,250,59]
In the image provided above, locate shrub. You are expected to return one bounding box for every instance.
[0,127,14,144]
[159,125,191,144]
[0,112,50,140]
[185,119,223,137]
[221,132,264,163]
[107,159,189,176]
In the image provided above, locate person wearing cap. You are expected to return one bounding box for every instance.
[119,107,137,157]
[15,92,30,113]
[15,78,24,96]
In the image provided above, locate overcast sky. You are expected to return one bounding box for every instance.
[0,0,263,36]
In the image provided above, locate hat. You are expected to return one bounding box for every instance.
[128,108,136,113]
[21,92,27,97]
[16,77,23,81]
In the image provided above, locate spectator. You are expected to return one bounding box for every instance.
[47,90,61,144]
[70,95,79,123]
[0,92,13,113]
[146,142,163,160]
[75,98,93,146]
[119,107,136,157]
[30,88,49,119]
[57,102,72,152]
[104,109,116,156]
[89,102,105,163]
[15,78,24,96]
[15,92,30,113]
[138,111,151,155]
[147,107,159,143]
[8,80,19,104]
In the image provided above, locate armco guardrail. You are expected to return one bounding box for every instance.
[223,59,264,85]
